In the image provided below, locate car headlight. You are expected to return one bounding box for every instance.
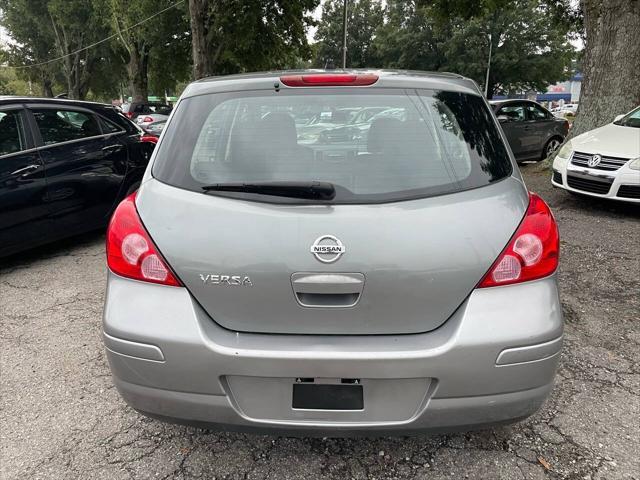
[555,142,573,159]
[629,157,640,170]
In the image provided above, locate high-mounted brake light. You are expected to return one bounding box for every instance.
[478,193,559,288]
[279,73,378,87]
[106,194,181,286]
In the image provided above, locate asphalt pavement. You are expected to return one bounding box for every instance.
[1,164,638,480]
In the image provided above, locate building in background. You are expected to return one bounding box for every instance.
[494,73,582,107]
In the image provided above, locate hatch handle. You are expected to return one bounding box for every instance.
[291,273,365,308]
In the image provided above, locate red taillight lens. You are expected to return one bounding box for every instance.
[478,193,559,288]
[106,194,181,286]
[140,134,158,144]
[280,73,378,87]
[126,112,134,118]
[142,116,154,123]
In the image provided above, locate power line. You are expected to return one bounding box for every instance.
[1,0,185,70]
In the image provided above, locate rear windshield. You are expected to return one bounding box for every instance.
[152,88,512,203]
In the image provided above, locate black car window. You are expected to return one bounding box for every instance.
[32,109,101,146]
[0,110,27,156]
[526,104,550,121]
[98,116,123,134]
[497,104,526,122]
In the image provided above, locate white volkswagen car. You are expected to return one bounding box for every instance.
[552,106,640,202]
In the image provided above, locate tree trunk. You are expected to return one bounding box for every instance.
[188,0,214,80]
[570,0,640,137]
[128,45,149,103]
[41,74,54,97]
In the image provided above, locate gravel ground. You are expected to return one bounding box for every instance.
[1,165,638,480]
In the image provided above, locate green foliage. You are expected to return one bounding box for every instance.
[189,0,320,78]
[326,0,576,98]
[0,65,33,95]
[147,2,192,94]
[46,0,115,98]
[375,1,448,71]
[106,0,190,99]
[313,0,384,68]
[0,0,61,95]
[1,0,578,101]
[437,0,575,96]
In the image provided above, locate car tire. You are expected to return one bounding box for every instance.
[542,137,563,160]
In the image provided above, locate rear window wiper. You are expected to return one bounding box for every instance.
[202,181,336,200]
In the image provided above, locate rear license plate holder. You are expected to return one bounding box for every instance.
[292,383,364,410]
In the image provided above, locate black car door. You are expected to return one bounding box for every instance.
[0,106,50,257]
[28,106,128,235]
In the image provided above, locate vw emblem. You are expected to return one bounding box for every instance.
[588,154,602,168]
[310,235,346,263]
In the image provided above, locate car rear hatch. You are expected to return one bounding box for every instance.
[138,178,526,335]
[139,75,526,335]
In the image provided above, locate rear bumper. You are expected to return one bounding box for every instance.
[103,272,563,435]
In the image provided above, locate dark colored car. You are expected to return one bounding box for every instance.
[0,97,155,257]
[490,100,569,162]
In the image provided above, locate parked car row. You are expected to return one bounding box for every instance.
[298,98,570,165]
[0,97,156,257]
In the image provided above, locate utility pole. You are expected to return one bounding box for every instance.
[341,0,348,68]
[484,33,492,98]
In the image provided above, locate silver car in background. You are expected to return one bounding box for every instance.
[103,70,562,435]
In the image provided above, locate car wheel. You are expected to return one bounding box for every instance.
[543,138,562,160]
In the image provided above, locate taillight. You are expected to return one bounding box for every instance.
[126,112,134,119]
[478,193,559,288]
[140,134,158,144]
[280,73,378,87]
[106,194,181,286]
[142,116,154,123]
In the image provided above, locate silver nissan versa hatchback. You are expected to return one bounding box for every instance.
[103,70,562,435]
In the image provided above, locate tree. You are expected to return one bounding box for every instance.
[377,0,574,98]
[439,0,575,98]
[375,1,448,71]
[419,0,639,135]
[0,0,58,96]
[147,5,192,96]
[569,0,640,136]
[108,0,188,102]
[187,0,319,80]
[47,0,113,99]
[314,0,384,68]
